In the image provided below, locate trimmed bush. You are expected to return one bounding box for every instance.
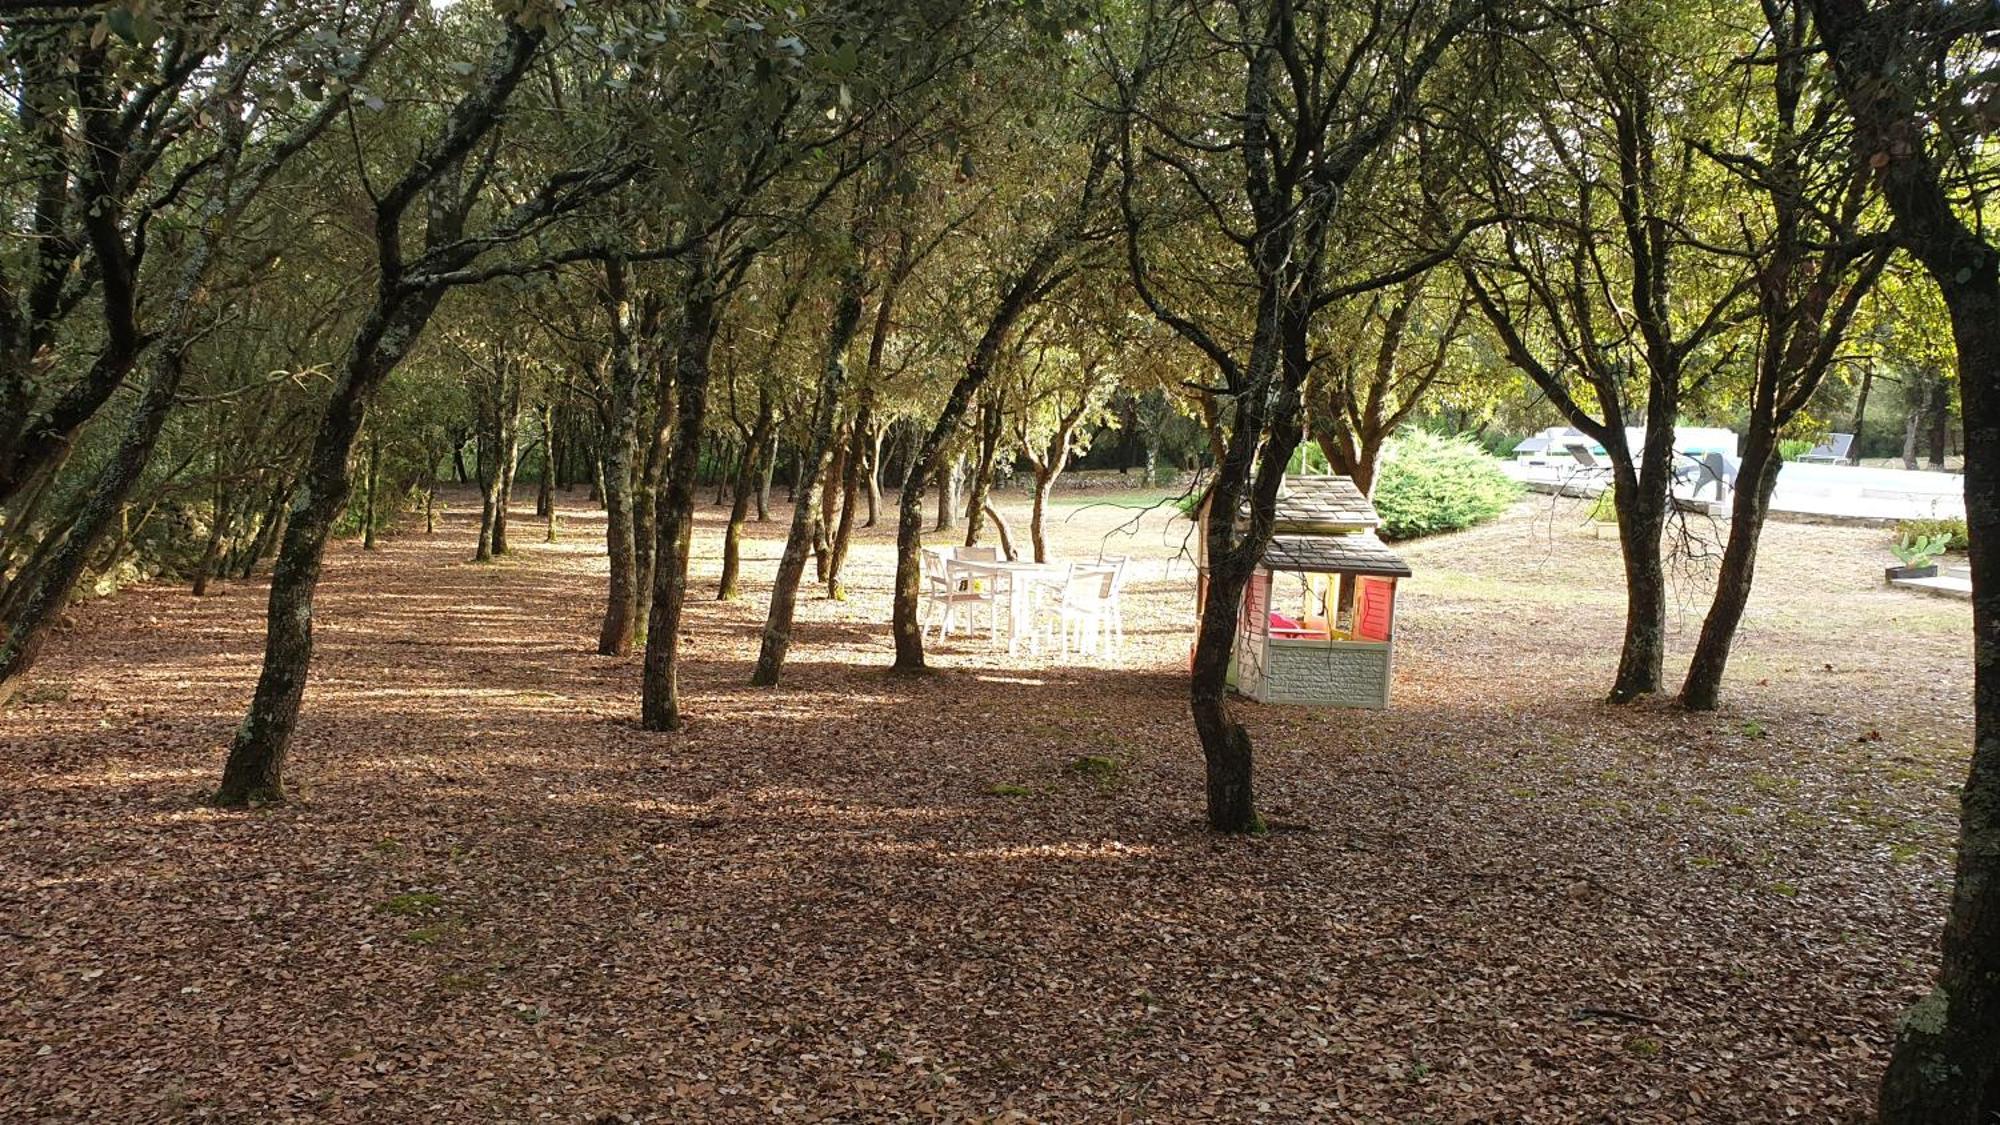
[1896,517,1969,552]
[1372,431,1522,541]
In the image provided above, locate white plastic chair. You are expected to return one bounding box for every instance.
[922,550,990,640]
[1033,564,1119,657]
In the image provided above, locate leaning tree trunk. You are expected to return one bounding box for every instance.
[492,387,519,555]
[1679,428,1784,710]
[753,268,863,686]
[216,296,441,804]
[0,347,194,705]
[890,247,1063,671]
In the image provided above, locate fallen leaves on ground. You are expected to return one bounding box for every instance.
[0,487,1971,1122]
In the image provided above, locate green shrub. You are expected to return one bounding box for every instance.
[1779,438,1815,462]
[1896,517,1969,552]
[1372,431,1522,541]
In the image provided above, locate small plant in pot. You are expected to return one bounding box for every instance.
[1887,531,1950,581]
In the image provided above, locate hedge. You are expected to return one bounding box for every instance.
[1371,431,1522,541]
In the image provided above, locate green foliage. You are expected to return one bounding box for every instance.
[1779,439,1814,462]
[1891,531,1951,569]
[1897,518,1969,552]
[1371,432,1522,541]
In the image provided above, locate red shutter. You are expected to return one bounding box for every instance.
[1355,576,1395,641]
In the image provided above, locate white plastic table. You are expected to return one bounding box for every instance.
[948,558,1067,654]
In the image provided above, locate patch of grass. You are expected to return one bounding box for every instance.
[404,923,452,945]
[1748,772,1798,794]
[1741,720,1768,740]
[1889,843,1925,864]
[1769,880,1800,898]
[377,891,444,917]
[372,838,403,855]
[1624,1035,1664,1058]
[1066,754,1122,786]
[987,783,1033,798]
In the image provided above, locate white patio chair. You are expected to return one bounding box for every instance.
[922,550,989,640]
[1032,564,1119,657]
[1094,554,1130,651]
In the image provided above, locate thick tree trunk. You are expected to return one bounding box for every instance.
[217,290,444,804]
[0,348,192,705]
[1608,469,1669,704]
[934,454,960,532]
[754,270,863,685]
[1679,432,1783,710]
[640,272,720,733]
[1879,283,2000,1123]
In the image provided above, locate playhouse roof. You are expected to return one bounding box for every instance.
[1253,475,1379,532]
[1262,532,1412,578]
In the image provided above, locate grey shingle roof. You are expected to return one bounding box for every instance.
[1261,533,1412,578]
[1240,475,1380,531]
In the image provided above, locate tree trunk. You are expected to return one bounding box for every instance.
[193,483,234,596]
[1903,383,1925,470]
[1679,431,1783,710]
[1849,364,1873,465]
[865,422,884,527]
[0,347,194,704]
[633,400,672,635]
[1030,471,1055,564]
[492,371,521,555]
[1929,379,1951,468]
[1608,464,1670,703]
[541,401,558,541]
[756,447,775,522]
[596,260,645,656]
[752,290,862,683]
[983,501,1017,561]
[934,453,960,532]
[1878,281,2000,1123]
[964,397,1003,546]
[640,269,720,733]
[361,431,382,551]
[217,282,448,805]
[828,412,867,600]
[719,390,773,600]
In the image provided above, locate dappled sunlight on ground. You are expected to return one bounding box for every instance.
[0,484,1973,1120]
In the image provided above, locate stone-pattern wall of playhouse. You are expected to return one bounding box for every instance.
[1257,639,1391,708]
